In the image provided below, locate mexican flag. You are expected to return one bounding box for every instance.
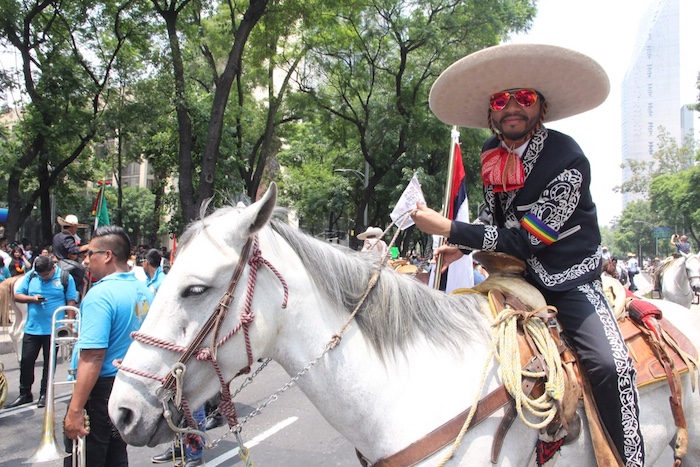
[92,183,111,229]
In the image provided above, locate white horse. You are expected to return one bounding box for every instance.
[0,276,28,362]
[109,184,700,466]
[658,254,700,309]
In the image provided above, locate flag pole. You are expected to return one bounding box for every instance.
[94,185,102,231]
[433,126,460,290]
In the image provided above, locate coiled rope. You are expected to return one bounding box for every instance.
[436,303,565,465]
[492,305,565,429]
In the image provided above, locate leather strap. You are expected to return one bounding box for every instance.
[356,385,512,467]
[637,318,689,464]
[489,356,544,463]
[580,369,625,467]
[490,400,517,464]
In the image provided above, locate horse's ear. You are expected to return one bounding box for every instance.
[236,183,278,238]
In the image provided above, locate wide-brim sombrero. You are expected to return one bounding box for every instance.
[429,43,610,129]
[357,226,384,240]
[57,215,89,228]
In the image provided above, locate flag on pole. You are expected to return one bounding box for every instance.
[429,129,474,292]
[170,234,177,265]
[447,142,469,222]
[92,183,110,230]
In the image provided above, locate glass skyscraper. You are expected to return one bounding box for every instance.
[620,0,696,207]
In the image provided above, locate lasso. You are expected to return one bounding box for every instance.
[492,305,565,429]
[437,304,565,465]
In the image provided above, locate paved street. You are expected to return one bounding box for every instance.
[0,347,357,467]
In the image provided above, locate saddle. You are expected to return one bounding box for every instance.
[357,252,700,467]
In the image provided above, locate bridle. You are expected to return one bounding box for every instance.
[114,234,289,437]
[684,255,700,281]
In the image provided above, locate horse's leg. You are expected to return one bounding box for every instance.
[9,302,25,363]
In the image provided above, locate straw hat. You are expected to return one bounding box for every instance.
[429,43,610,129]
[357,226,384,240]
[57,214,88,228]
[627,252,636,258]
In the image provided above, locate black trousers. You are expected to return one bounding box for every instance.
[540,280,644,466]
[19,333,52,396]
[64,377,128,467]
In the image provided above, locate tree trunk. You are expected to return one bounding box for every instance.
[198,0,269,208]
[160,8,197,223]
[40,183,53,247]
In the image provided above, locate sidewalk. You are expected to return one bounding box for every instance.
[1,326,16,356]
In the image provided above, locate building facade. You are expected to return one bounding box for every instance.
[620,0,697,207]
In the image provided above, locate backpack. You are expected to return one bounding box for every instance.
[29,269,70,294]
[56,259,85,300]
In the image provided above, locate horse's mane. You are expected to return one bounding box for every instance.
[268,214,490,360]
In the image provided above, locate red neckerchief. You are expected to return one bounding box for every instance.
[480,146,525,192]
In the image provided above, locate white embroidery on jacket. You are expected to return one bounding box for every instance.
[528,252,598,287]
[482,226,498,251]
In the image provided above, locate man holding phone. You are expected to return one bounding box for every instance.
[5,256,78,409]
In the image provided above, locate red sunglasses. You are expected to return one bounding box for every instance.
[489,89,540,111]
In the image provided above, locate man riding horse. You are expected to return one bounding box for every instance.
[412,43,644,465]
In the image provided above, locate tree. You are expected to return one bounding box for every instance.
[650,168,699,246]
[617,127,696,197]
[612,200,658,260]
[151,0,275,222]
[0,0,153,243]
[297,0,534,247]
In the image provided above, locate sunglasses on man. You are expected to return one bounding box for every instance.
[489,88,540,112]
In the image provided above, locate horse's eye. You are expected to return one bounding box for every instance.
[183,285,208,298]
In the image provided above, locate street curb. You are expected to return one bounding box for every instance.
[1,329,15,356]
[0,340,14,356]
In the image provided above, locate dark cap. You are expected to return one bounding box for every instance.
[34,255,53,273]
[145,249,162,267]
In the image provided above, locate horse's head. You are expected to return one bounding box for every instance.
[109,184,285,446]
[684,254,700,293]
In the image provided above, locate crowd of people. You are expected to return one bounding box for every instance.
[598,231,695,295]
[0,214,220,467]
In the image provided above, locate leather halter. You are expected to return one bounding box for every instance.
[162,237,255,391]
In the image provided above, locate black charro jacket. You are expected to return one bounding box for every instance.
[448,128,602,292]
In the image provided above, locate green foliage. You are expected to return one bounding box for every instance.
[0,0,158,241]
[0,0,537,254]
[611,200,661,260]
[617,127,696,196]
[292,0,533,250]
[614,126,699,257]
[120,186,158,245]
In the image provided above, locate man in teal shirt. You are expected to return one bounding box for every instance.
[142,248,165,293]
[63,226,154,467]
[7,256,77,408]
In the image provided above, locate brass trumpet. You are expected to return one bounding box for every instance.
[24,306,86,466]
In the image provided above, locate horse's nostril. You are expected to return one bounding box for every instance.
[119,407,134,427]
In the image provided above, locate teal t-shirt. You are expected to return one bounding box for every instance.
[0,266,10,281]
[146,266,165,293]
[16,267,78,335]
[74,271,154,377]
